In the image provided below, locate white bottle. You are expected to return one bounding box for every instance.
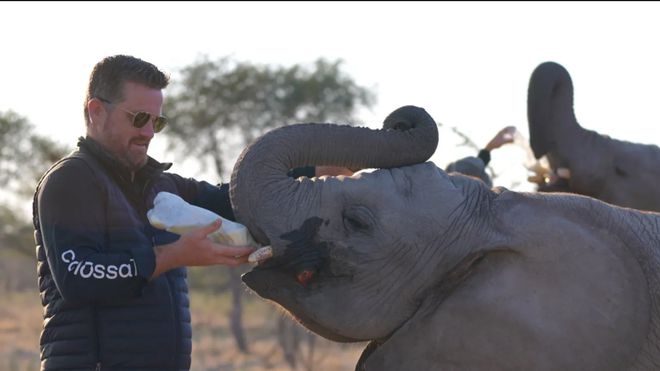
[147,191,257,247]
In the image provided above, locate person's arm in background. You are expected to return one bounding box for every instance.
[477,126,516,166]
[315,166,355,176]
[288,165,356,178]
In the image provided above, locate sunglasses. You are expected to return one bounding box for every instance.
[97,97,168,133]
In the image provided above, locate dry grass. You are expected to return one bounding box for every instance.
[0,258,365,371]
[0,290,42,371]
[189,290,365,371]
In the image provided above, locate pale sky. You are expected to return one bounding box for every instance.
[2,1,660,193]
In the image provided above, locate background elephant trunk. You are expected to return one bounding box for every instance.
[229,105,438,246]
[527,61,581,160]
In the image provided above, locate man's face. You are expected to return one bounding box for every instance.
[89,81,164,171]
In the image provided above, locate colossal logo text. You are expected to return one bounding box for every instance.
[61,250,137,279]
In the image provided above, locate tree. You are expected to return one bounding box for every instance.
[0,110,70,198]
[0,110,70,256]
[163,56,376,181]
[0,203,36,257]
[162,56,376,354]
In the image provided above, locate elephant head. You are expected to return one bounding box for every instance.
[231,105,660,370]
[527,61,660,211]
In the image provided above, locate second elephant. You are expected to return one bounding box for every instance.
[527,61,660,211]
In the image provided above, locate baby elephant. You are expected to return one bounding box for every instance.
[227,105,660,370]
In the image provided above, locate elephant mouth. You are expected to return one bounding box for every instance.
[246,217,339,286]
[248,242,332,288]
[242,241,353,293]
[242,263,361,343]
[242,264,301,296]
[242,234,363,342]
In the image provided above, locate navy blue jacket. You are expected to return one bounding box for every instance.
[33,137,234,371]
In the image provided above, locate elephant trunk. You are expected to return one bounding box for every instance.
[527,61,580,160]
[229,106,438,248]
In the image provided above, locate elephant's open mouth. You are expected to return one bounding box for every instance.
[247,237,330,286]
[242,265,297,297]
[243,241,353,292]
[246,217,345,286]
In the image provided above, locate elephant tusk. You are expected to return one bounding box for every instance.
[248,245,273,264]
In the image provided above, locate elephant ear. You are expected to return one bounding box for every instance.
[527,61,580,159]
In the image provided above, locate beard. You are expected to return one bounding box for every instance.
[117,146,149,171]
[102,132,150,171]
[94,117,151,172]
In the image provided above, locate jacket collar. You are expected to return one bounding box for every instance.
[77,136,172,184]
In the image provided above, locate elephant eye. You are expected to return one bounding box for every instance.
[342,206,374,233]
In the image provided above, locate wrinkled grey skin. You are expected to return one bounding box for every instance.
[528,61,660,211]
[231,105,660,370]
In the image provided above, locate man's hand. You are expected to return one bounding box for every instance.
[485,126,516,151]
[151,219,256,279]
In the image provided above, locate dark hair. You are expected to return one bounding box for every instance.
[83,55,170,126]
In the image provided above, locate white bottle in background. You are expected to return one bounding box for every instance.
[511,128,551,184]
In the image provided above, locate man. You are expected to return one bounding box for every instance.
[33,55,256,370]
[445,126,516,187]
